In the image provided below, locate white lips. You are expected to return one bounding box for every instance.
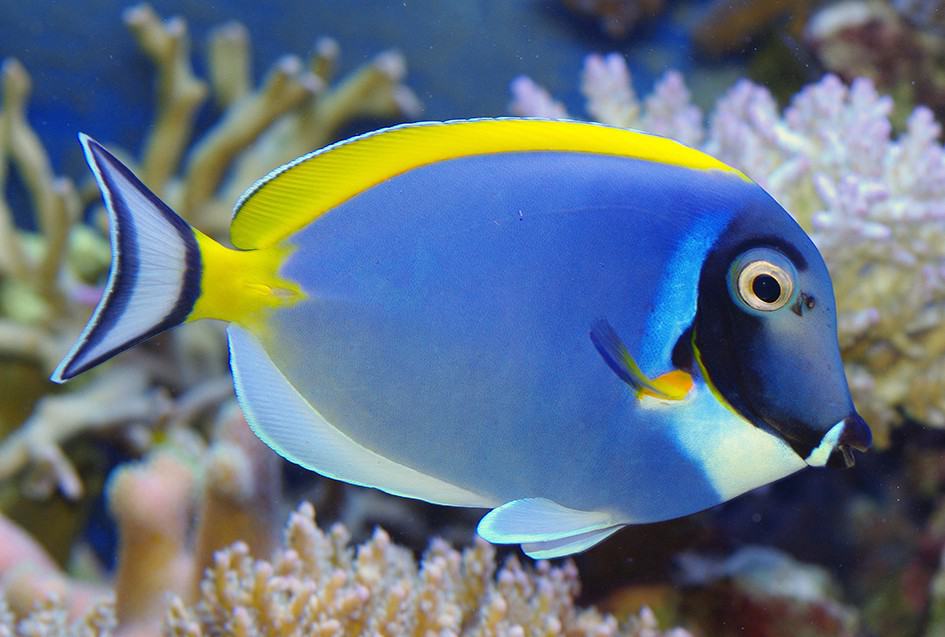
[804,421,845,467]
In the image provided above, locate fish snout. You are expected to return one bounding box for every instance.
[838,412,872,452]
[805,412,873,469]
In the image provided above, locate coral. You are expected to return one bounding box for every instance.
[0,1,419,508]
[169,502,693,637]
[0,406,280,635]
[804,0,945,123]
[561,0,665,39]
[0,513,109,622]
[0,595,116,637]
[511,54,702,147]
[115,2,422,236]
[0,473,692,637]
[693,0,816,56]
[511,53,945,445]
[0,56,162,506]
[677,546,858,637]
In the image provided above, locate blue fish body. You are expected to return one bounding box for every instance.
[54,120,872,558]
[268,152,785,516]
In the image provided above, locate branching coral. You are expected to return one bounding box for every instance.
[678,546,858,636]
[0,56,150,499]
[0,405,281,635]
[511,53,945,445]
[167,503,688,637]
[0,2,421,504]
[117,3,421,236]
[0,428,692,636]
[0,4,429,630]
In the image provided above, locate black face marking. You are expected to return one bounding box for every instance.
[671,325,694,371]
[693,218,825,458]
[693,236,767,428]
[691,193,864,465]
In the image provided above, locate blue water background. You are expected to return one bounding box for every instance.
[0,0,735,184]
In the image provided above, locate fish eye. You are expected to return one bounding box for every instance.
[736,259,794,311]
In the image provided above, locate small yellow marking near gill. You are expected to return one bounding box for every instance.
[188,230,304,331]
[691,329,743,419]
[638,370,693,401]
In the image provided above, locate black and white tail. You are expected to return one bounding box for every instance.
[52,135,202,382]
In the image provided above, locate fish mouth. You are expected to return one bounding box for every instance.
[804,412,872,468]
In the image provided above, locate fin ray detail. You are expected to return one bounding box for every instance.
[231,118,749,249]
[477,497,623,545]
[522,526,624,560]
[227,325,496,508]
[590,319,691,401]
[52,134,201,382]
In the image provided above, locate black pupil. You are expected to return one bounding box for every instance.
[752,274,782,303]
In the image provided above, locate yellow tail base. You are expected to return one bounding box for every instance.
[188,231,304,331]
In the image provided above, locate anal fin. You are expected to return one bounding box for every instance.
[477,498,624,558]
[228,325,494,508]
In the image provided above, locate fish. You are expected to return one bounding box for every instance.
[53,118,872,559]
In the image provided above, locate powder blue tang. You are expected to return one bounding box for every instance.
[54,119,872,559]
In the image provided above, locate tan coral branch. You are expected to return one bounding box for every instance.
[305,50,421,148]
[109,451,196,633]
[37,178,81,312]
[0,319,62,370]
[210,49,422,224]
[180,55,321,219]
[190,409,280,592]
[0,367,170,499]
[1,59,59,249]
[207,21,251,109]
[125,3,208,196]
[0,61,30,281]
[310,37,340,84]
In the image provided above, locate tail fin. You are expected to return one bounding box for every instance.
[51,135,201,382]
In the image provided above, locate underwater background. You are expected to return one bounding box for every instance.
[2,0,945,635]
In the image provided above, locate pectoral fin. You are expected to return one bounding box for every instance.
[477,498,624,558]
[522,526,624,560]
[590,319,691,401]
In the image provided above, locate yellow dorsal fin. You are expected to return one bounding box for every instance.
[230,118,749,249]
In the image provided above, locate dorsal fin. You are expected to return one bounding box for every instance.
[230,118,749,249]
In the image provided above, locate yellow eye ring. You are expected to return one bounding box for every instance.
[736,260,794,311]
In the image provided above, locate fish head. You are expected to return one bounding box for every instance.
[691,193,871,468]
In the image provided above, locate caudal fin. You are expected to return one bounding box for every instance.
[51,135,201,382]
